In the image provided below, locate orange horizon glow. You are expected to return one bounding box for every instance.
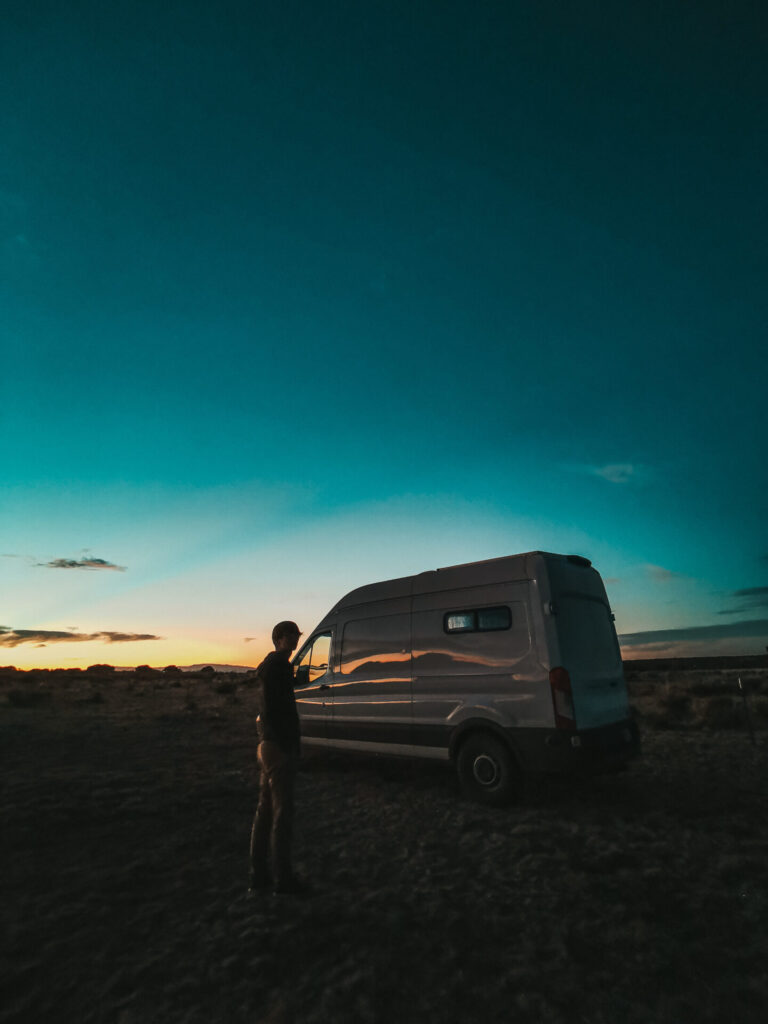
[4,643,765,673]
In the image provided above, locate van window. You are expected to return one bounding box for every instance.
[341,614,410,677]
[294,632,332,688]
[445,611,474,633]
[444,606,511,634]
[414,601,529,676]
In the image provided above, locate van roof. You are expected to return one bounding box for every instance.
[329,551,592,613]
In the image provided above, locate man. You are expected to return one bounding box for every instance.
[249,620,307,896]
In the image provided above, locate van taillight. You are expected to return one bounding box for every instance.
[550,666,575,729]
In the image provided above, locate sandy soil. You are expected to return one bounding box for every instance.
[2,671,767,1023]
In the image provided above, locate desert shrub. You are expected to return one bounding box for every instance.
[642,710,682,730]
[700,696,744,730]
[78,691,103,705]
[135,665,159,681]
[637,691,694,729]
[746,676,768,695]
[7,688,51,707]
[215,680,237,695]
[200,666,215,677]
[660,692,692,718]
[689,679,730,696]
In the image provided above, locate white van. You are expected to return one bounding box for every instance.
[292,552,640,804]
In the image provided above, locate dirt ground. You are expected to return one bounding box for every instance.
[2,671,767,1023]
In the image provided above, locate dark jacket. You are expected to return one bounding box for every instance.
[256,650,300,754]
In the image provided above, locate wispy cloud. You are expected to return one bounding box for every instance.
[244,637,256,643]
[718,585,768,616]
[645,563,683,583]
[566,462,648,484]
[592,463,639,484]
[0,628,161,648]
[619,618,768,651]
[37,557,126,571]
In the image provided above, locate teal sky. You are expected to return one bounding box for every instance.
[2,0,767,667]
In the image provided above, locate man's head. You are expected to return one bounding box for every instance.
[272,620,302,652]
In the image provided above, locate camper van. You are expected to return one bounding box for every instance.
[292,552,640,804]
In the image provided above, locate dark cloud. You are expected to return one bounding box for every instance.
[0,628,160,648]
[717,585,768,615]
[619,618,768,649]
[38,557,126,571]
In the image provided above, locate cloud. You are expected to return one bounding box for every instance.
[619,618,768,655]
[0,628,161,648]
[718,585,768,615]
[645,564,683,583]
[732,586,768,601]
[566,462,649,484]
[244,637,256,643]
[592,463,638,484]
[37,557,126,571]
[581,464,643,483]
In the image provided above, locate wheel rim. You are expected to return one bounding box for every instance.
[472,753,500,787]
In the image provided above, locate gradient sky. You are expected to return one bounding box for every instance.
[2,0,767,668]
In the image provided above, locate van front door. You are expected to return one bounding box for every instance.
[293,632,333,741]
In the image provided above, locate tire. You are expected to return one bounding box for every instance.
[456,732,521,806]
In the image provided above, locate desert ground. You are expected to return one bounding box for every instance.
[2,665,767,1023]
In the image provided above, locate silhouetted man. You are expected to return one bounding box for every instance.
[249,620,307,896]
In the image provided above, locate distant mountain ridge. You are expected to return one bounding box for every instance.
[182,663,255,673]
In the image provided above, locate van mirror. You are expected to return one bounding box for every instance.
[295,664,309,688]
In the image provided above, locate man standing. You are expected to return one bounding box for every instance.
[249,620,307,896]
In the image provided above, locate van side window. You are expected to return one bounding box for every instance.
[443,606,511,634]
[341,614,410,677]
[294,632,332,688]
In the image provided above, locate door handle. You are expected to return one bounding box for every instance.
[319,683,330,690]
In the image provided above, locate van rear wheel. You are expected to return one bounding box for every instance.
[456,733,521,806]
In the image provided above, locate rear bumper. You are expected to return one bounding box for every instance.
[510,717,641,774]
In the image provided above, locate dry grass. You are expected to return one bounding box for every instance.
[627,668,768,732]
[2,668,767,1023]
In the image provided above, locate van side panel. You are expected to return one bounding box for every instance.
[411,582,552,748]
[327,597,413,747]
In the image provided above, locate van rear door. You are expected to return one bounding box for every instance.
[554,593,629,729]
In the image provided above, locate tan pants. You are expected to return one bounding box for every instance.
[249,744,296,888]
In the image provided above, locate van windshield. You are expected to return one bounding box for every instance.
[556,594,622,678]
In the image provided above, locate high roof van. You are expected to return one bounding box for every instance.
[292,552,640,805]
